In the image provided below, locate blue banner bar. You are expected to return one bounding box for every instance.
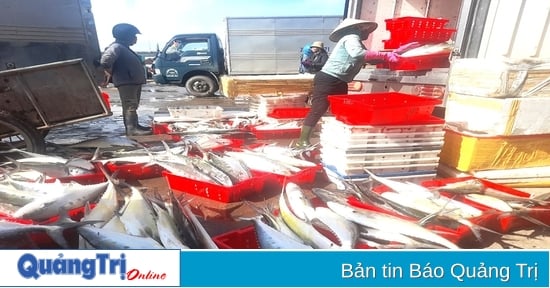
[180,250,548,287]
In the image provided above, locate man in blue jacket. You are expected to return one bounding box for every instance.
[100,23,151,136]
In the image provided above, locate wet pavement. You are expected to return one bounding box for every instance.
[45,81,250,149]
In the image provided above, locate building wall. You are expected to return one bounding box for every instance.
[478,0,549,58]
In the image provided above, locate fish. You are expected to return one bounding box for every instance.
[79,166,123,228]
[207,152,252,183]
[225,151,296,176]
[357,227,449,249]
[364,169,434,198]
[249,217,313,249]
[5,155,95,178]
[311,187,460,249]
[379,191,502,241]
[278,183,343,249]
[77,225,165,249]
[313,206,359,249]
[190,156,234,187]
[0,181,55,206]
[12,181,109,221]
[0,208,101,249]
[249,148,317,168]
[435,179,487,194]
[118,184,159,241]
[180,202,219,249]
[152,202,190,249]
[244,200,304,243]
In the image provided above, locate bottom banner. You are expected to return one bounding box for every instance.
[180,250,548,287]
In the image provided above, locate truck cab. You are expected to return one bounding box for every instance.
[152,33,225,97]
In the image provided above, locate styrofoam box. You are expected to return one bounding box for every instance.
[167,106,223,119]
[445,93,550,136]
[447,58,550,98]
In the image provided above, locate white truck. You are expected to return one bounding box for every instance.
[152,16,341,97]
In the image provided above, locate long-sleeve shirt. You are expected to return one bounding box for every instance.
[321,34,367,83]
[100,42,146,87]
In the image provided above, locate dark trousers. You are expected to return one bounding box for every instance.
[303,71,348,127]
[117,84,142,113]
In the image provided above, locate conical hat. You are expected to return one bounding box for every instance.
[329,18,378,42]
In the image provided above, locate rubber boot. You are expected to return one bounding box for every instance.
[136,122,152,132]
[123,110,152,136]
[294,125,313,148]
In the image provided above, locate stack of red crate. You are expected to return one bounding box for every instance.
[381,16,455,71]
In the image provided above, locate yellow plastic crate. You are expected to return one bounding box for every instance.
[439,129,550,172]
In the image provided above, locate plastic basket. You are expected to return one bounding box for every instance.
[103,162,165,180]
[213,225,260,249]
[248,126,302,140]
[385,17,449,30]
[384,28,456,49]
[162,171,266,203]
[267,107,311,119]
[420,177,542,234]
[328,93,442,125]
[377,51,451,71]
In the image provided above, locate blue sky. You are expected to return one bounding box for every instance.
[90,0,346,51]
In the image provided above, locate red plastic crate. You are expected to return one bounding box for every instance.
[212,225,260,249]
[378,51,451,71]
[385,17,449,30]
[420,177,543,234]
[248,126,302,140]
[162,170,267,203]
[383,28,456,49]
[152,123,182,142]
[267,107,311,119]
[48,171,106,185]
[328,92,442,125]
[255,165,322,188]
[103,162,165,180]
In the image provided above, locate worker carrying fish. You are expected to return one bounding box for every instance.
[294,18,421,148]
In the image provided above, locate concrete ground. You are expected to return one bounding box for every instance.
[43,81,550,249]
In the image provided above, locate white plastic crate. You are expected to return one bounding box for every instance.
[320,132,444,150]
[249,94,307,118]
[322,158,439,175]
[167,106,223,119]
[320,148,441,164]
[323,165,437,183]
[321,116,445,134]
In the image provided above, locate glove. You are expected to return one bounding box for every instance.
[394,42,423,55]
[364,51,400,64]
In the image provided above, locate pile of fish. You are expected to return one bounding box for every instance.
[0,148,220,249]
[2,140,550,250]
[244,170,550,249]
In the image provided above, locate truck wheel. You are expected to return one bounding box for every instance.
[0,111,46,153]
[185,75,218,97]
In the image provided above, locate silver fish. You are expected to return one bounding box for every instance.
[311,188,460,249]
[249,217,313,249]
[0,209,100,249]
[279,183,342,249]
[152,202,190,249]
[77,225,165,249]
[12,181,109,221]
